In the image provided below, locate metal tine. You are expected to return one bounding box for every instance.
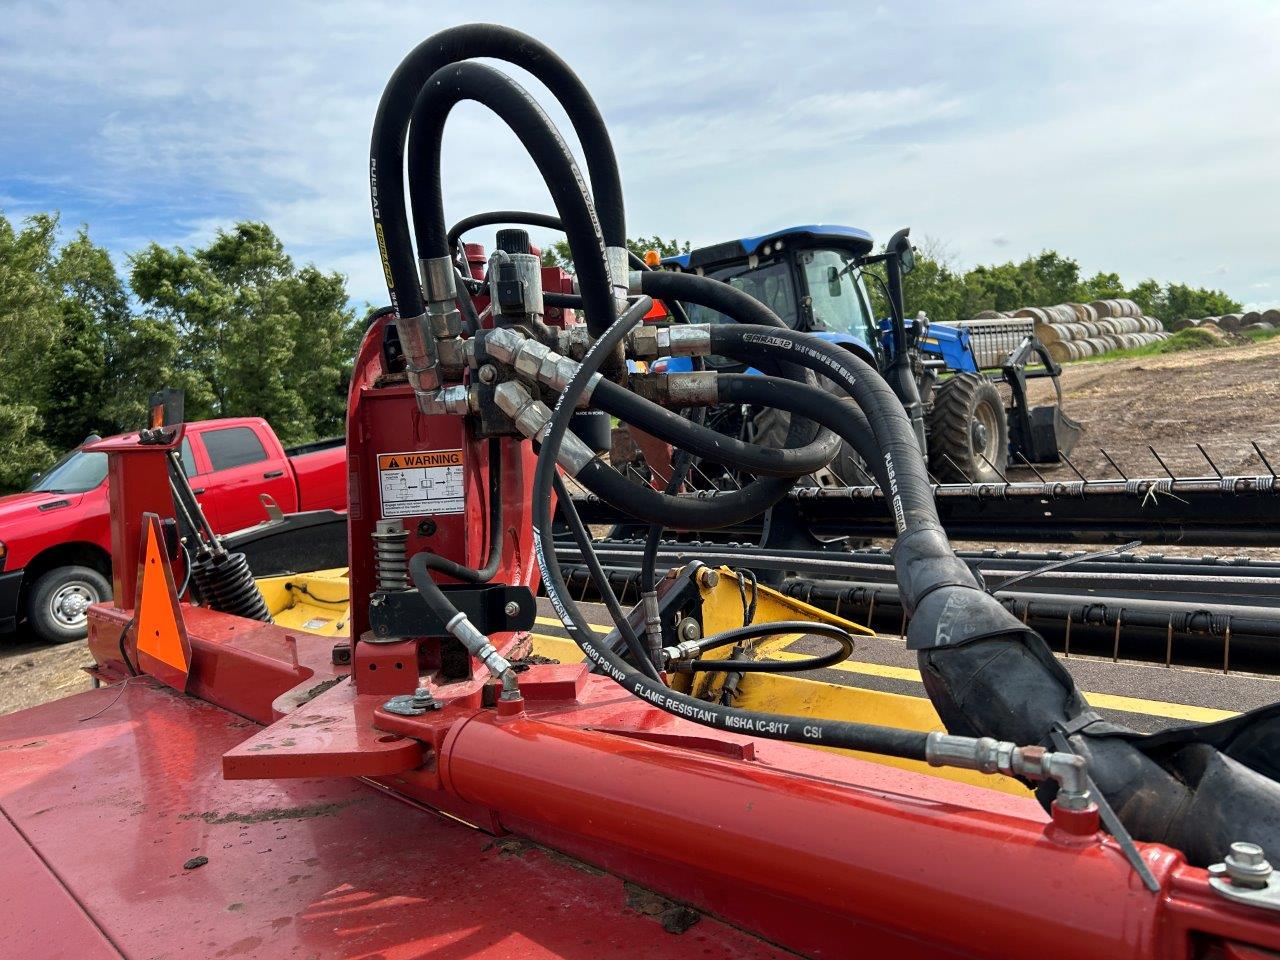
[942,454,976,485]
[1147,445,1177,481]
[1058,451,1089,485]
[1251,440,1277,478]
[977,452,1011,484]
[1015,451,1048,483]
[1196,443,1222,479]
[1100,448,1128,481]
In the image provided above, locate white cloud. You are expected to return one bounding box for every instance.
[1,0,1277,310]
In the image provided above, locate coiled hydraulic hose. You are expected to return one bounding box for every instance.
[370,23,625,329]
[406,62,616,337]
[667,621,855,674]
[532,304,930,761]
[591,379,840,477]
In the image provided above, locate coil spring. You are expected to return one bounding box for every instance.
[190,550,272,622]
[372,520,410,591]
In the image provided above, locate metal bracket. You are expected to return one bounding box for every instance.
[1208,872,1280,914]
[368,584,536,641]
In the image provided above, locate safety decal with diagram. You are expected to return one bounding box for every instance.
[378,449,465,518]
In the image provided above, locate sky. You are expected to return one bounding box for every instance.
[2,1,1278,312]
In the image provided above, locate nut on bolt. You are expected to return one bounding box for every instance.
[504,600,521,618]
[1223,842,1273,889]
[697,568,720,589]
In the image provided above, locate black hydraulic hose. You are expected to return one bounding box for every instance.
[406,62,615,337]
[706,324,979,614]
[417,437,504,583]
[591,378,840,477]
[456,267,482,336]
[715,374,890,491]
[668,621,854,674]
[552,473,662,682]
[531,301,930,762]
[370,24,625,320]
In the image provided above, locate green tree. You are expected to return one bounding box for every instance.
[540,235,691,271]
[0,213,61,489]
[130,222,358,443]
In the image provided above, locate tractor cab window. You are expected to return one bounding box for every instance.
[798,248,876,344]
[685,259,799,328]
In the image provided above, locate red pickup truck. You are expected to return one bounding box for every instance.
[0,417,345,643]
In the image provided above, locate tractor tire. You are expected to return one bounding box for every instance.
[26,564,112,644]
[748,401,869,488]
[927,374,1009,484]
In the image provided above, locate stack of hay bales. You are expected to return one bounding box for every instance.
[996,300,1169,361]
[1172,309,1278,334]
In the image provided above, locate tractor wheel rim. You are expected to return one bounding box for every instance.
[972,403,1000,463]
[51,580,98,628]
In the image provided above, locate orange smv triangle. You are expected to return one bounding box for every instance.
[133,513,192,692]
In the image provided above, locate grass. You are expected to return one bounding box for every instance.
[1077,325,1279,363]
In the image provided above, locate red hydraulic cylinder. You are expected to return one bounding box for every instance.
[438,712,1263,960]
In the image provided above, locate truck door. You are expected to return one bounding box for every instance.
[196,424,294,533]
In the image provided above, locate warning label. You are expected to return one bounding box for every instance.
[377,449,464,518]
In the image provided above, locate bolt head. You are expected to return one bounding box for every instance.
[478,364,498,384]
[677,618,701,642]
[698,569,720,589]
[1224,841,1272,888]
[504,600,521,618]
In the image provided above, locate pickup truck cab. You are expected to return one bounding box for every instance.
[0,417,345,643]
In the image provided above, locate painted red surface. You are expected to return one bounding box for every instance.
[0,682,786,960]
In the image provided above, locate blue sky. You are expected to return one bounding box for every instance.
[2,1,1278,311]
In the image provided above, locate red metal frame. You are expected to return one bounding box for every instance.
[12,309,1272,958]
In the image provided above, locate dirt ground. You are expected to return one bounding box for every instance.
[3,337,1278,717]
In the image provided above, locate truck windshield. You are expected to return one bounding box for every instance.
[27,449,108,494]
[798,248,875,341]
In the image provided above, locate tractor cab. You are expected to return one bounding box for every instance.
[661,225,882,366]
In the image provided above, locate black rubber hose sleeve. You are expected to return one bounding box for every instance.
[370,24,624,318]
[406,61,615,337]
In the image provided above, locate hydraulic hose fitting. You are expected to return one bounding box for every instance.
[630,371,719,408]
[493,381,595,475]
[628,323,712,360]
[399,312,443,402]
[488,244,545,324]
[642,590,663,667]
[606,245,629,309]
[925,733,1092,808]
[487,328,600,404]
[444,610,516,685]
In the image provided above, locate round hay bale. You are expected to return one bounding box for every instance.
[1217,314,1243,332]
[972,309,1003,320]
[1088,299,1115,318]
[1243,322,1275,333]
[1036,323,1064,344]
[1015,307,1049,324]
[1115,298,1141,318]
[1262,308,1280,325]
[1242,311,1263,326]
[1048,340,1076,363]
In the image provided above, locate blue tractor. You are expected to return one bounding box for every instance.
[651,224,1080,484]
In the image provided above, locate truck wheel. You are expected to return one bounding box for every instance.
[26,565,111,644]
[928,374,1009,483]
[749,401,868,488]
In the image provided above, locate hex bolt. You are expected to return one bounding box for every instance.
[698,568,720,589]
[677,618,701,642]
[1224,842,1272,889]
[504,600,521,618]
[478,363,498,384]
